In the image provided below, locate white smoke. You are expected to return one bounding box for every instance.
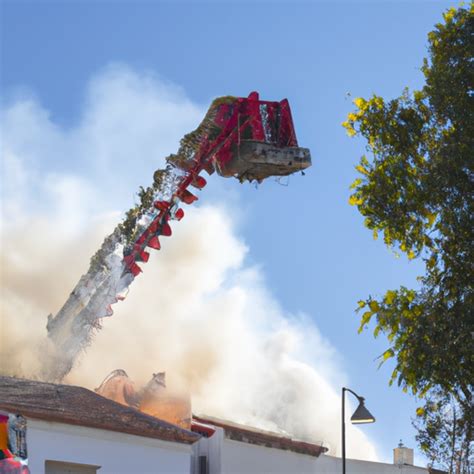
[0,64,378,460]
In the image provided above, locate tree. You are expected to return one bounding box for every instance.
[343,5,473,471]
[414,389,472,473]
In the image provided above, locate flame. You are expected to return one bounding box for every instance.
[95,370,191,430]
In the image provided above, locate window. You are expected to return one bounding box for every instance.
[45,460,100,474]
[198,455,208,474]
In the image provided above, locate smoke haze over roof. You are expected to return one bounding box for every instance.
[0,65,378,460]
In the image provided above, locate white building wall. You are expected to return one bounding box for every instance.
[192,427,224,474]
[24,418,430,474]
[314,454,429,474]
[221,439,319,474]
[26,418,194,474]
[219,440,429,474]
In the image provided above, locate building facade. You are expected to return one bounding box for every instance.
[0,376,437,474]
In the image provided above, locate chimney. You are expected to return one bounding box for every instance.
[393,440,414,466]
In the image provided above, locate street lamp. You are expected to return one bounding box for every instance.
[342,387,375,474]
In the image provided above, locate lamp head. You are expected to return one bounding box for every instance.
[350,397,376,424]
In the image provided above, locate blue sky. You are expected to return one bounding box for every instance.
[1,0,459,465]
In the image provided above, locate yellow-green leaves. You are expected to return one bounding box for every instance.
[413,90,425,102]
[354,97,368,110]
[382,348,395,361]
[355,164,369,175]
[356,297,378,333]
[349,158,371,206]
[342,120,357,137]
[406,290,416,303]
[349,178,363,190]
[358,310,374,333]
[348,194,363,206]
[349,7,473,429]
[369,300,380,312]
[347,112,358,122]
[426,213,437,227]
[377,348,395,369]
[426,254,437,270]
[343,96,384,138]
[443,6,457,23]
[356,297,383,334]
[384,290,397,305]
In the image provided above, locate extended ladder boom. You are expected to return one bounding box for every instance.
[43,92,311,381]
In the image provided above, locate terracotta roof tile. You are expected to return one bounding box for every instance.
[0,376,199,445]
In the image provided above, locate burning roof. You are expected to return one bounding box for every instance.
[95,369,191,430]
[93,370,327,458]
[0,376,199,445]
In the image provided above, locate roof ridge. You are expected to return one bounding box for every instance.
[0,376,200,445]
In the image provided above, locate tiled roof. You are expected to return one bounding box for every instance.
[0,376,199,445]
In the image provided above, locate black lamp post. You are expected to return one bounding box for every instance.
[342,387,375,474]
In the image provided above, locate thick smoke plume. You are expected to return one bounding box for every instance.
[0,64,378,460]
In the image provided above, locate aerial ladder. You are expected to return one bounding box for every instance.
[43,92,311,382]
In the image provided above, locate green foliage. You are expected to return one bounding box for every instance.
[344,5,473,468]
[414,389,473,472]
